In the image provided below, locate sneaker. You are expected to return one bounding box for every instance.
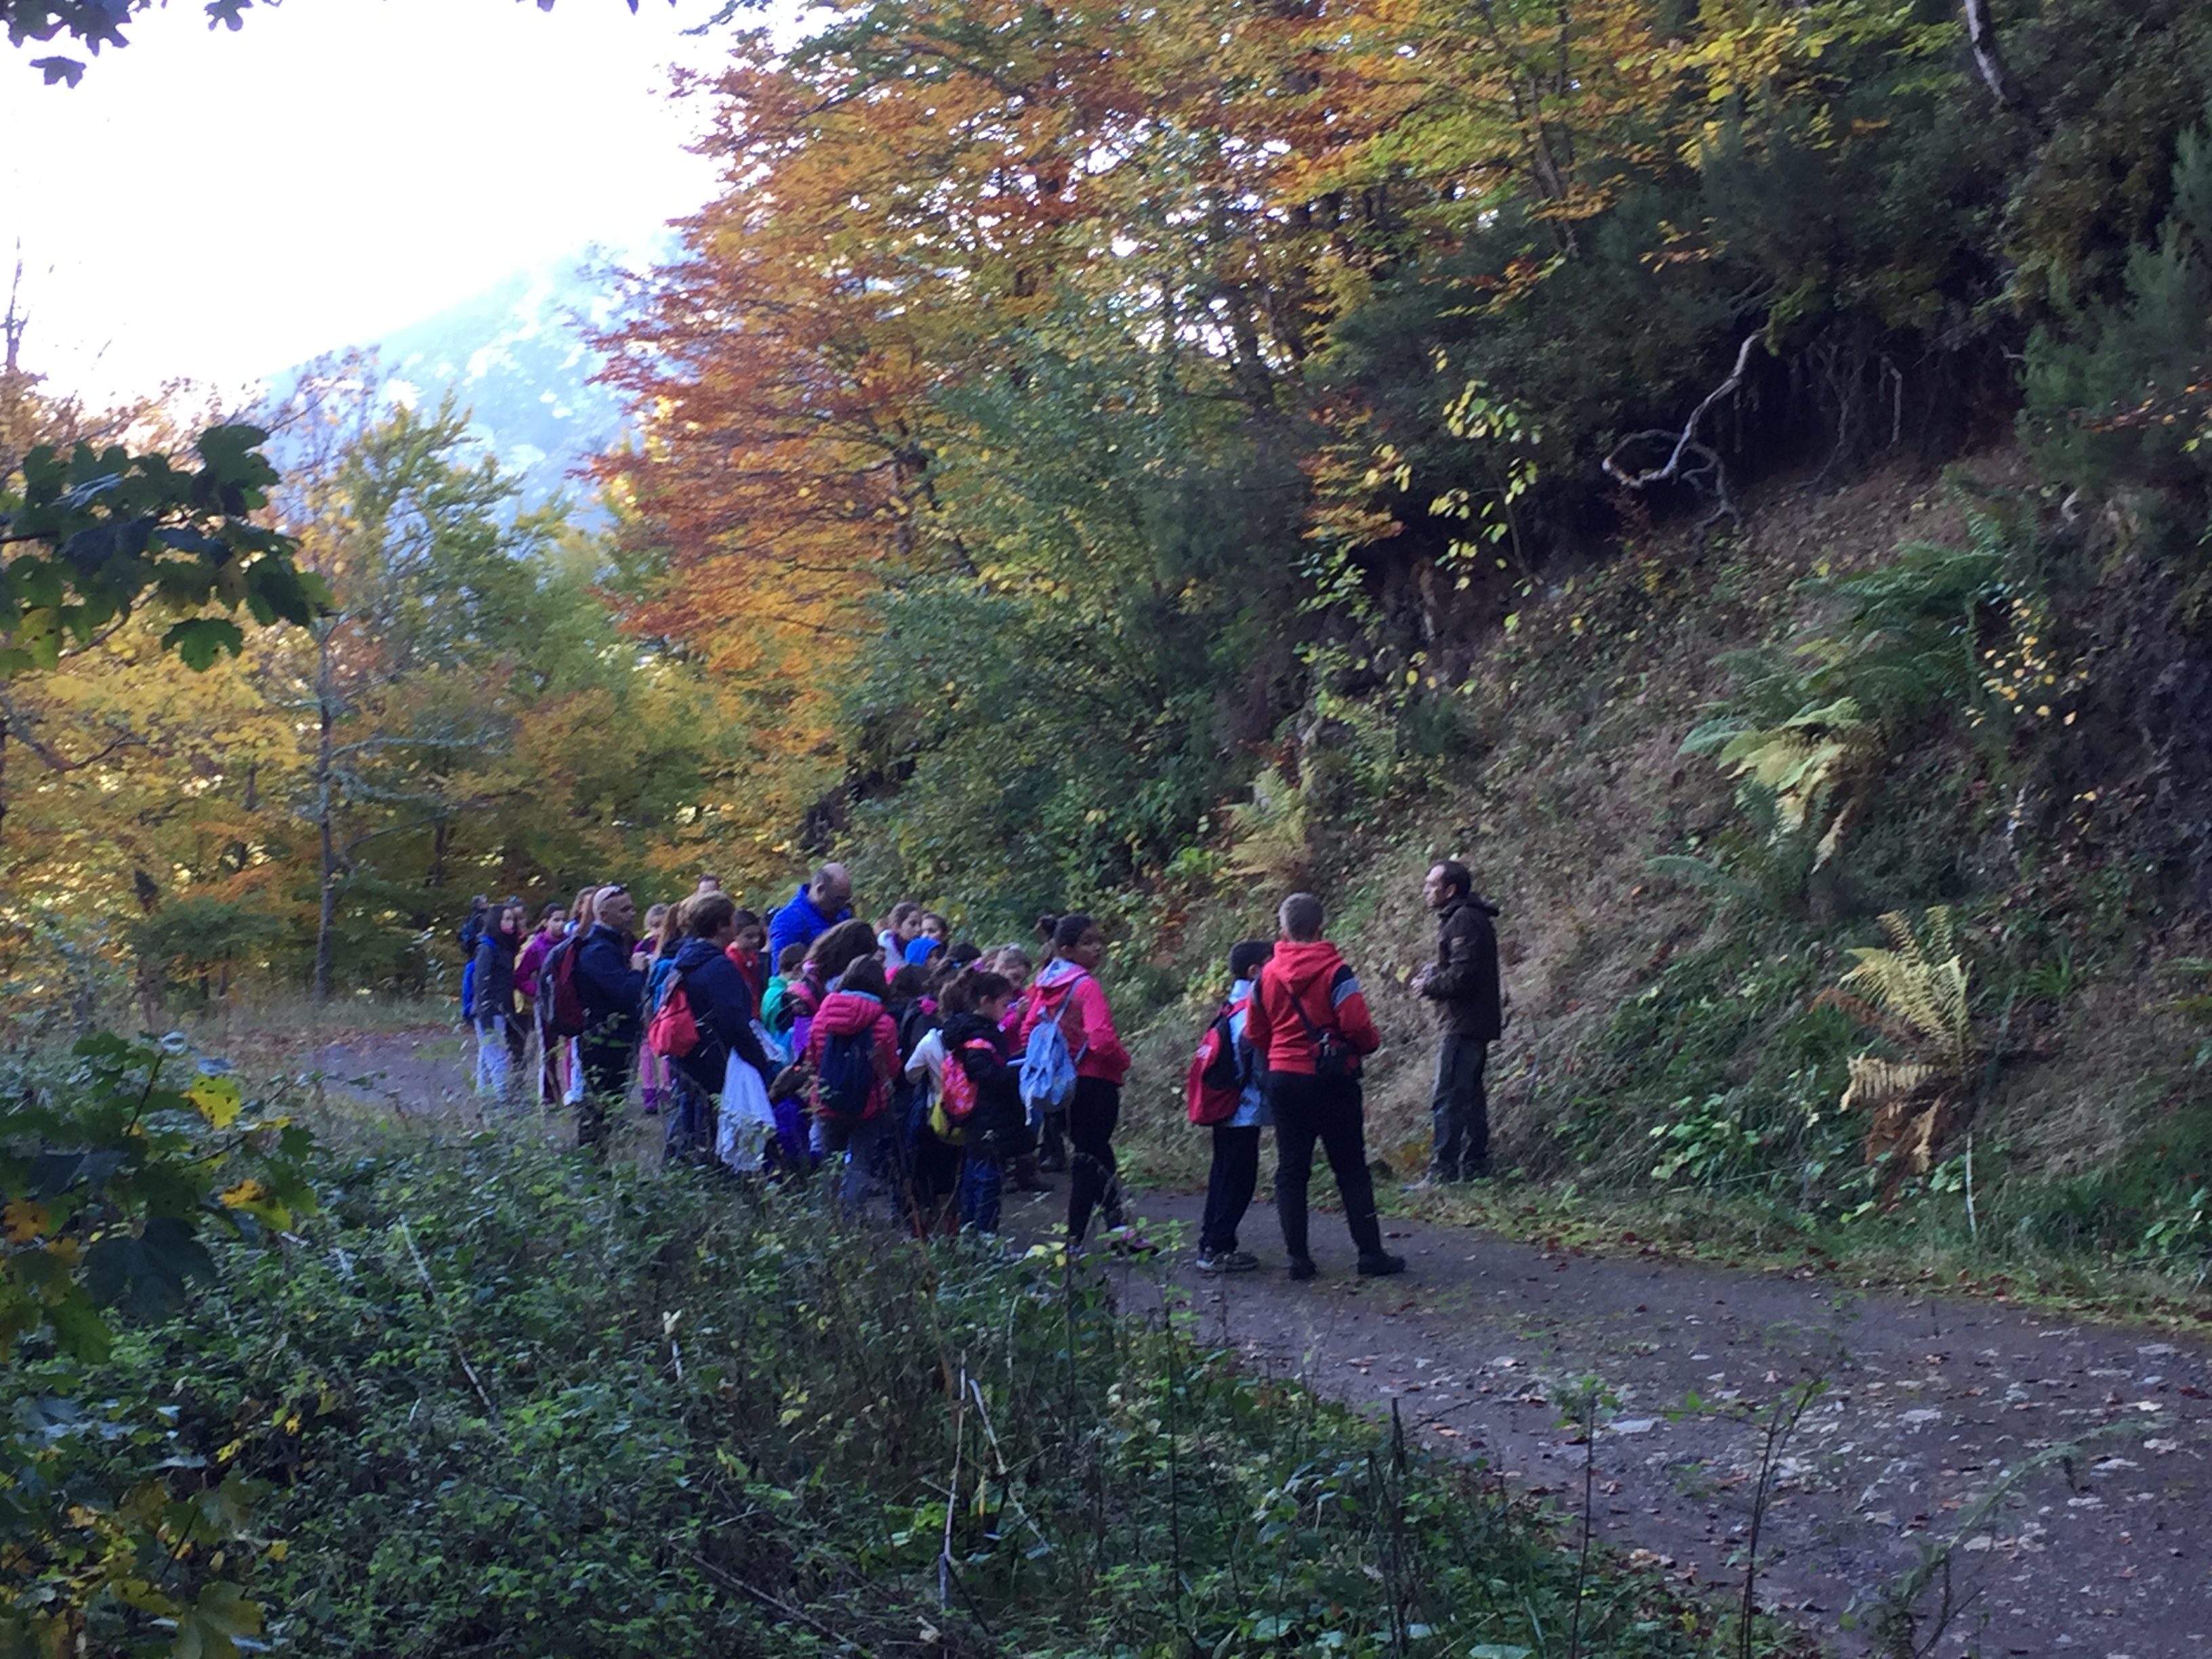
[1287,1256,1318,1282]
[1195,1249,1258,1274]
[1357,1252,1408,1277]
[1105,1227,1160,1257]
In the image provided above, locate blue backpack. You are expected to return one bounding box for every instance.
[815,1025,878,1123]
[1019,977,1090,1114]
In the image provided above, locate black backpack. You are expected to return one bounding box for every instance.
[815,1026,878,1122]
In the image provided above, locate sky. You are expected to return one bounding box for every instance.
[1,0,784,405]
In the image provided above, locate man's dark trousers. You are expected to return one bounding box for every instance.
[1431,1034,1489,1180]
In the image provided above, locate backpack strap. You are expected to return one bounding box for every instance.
[1043,973,1093,1061]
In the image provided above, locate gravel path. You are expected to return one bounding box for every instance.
[1111,1191,2212,1658]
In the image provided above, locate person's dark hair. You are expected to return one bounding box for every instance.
[1052,913,1095,950]
[1431,858,1473,901]
[1034,912,1059,944]
[537,901,566,924]
[888,899,922,927]
[687,893,738,937]
[1278,893,1324,941]
[949,968,1012,1013]
[839,954,890,1000]
[937,970,976,1015]
[947,939,983,966]
[775,942,806,975]
[731,907,762,932]
[968,968,1013,1003]
[806,917,880,979]
[1229,939,1272,981]
[890,964,929,1001]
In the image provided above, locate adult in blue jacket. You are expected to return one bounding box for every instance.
[766,863,855,962]
[663,894,777,1160]
[574,885,646,1154]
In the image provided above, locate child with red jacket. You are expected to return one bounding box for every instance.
[1019,914,1136,1247]
[802,953,901,1210]
[1244,892,1405,1281]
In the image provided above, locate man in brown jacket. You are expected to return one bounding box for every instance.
[1412,859,1502,1181]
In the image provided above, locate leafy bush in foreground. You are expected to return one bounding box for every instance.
[14,1107,1745,1657]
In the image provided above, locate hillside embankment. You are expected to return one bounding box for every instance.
[1117,445,2212,1313]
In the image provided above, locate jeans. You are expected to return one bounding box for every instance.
[1066,1076,1125,1244]
[960,1153,1004,1234]
[474,1018,513,1098]
[823,1113,893,1212]
[663,1071,716,1164]
[1430,1035,1491,1179]
[577,1040,631,1153]
[1198,1125,1263,1254]
[1267,1071,1384,1263]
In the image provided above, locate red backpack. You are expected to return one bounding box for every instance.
[646,972,700,1059]
[938,1037,994,1122]
[537,935,589,1040]
[1185,996,1248,1126]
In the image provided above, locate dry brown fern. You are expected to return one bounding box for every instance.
[1818,907,1976,1185]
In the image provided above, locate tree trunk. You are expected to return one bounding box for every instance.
[1962,0,2030,115]
[312,634,339,1002]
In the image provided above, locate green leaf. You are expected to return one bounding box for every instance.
[84,1216,216,1319]
[160,617,245,670]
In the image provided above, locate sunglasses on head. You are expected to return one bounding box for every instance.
[600,884,628,898]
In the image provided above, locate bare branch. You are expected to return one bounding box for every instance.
[1602,333,1763,530]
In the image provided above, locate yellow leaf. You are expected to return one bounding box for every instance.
[3,1200,51,1244]
[188,1073,243,1129]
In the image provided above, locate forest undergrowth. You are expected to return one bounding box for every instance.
[1,1035,1782,1659]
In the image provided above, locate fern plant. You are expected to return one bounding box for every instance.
[1224,764,1311,885]
[1664,512,2016,895]
[1681,697,1878,867]
[1814,906,1976,1187]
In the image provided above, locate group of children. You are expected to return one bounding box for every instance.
[464,879,1139,1248]
[464,873,1407,1277]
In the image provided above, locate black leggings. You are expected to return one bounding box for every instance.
[1066,1076,1125,1244]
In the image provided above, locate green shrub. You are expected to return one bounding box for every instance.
[12,1107,1750,1658]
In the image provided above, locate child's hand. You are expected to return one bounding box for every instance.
[768,1064,812,1104]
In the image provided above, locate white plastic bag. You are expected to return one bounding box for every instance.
[751,1018,792,1069]
[716,1052,777,1173]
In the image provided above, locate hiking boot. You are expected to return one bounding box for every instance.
[1357,1252,1408,1277]
[1195,1249,1258,1274]
[1287,1256,1319,1282]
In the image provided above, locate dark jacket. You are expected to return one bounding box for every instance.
[941,1011,1025,1143]
[670,935,773,1090]
[575,922,645,1048]
[471,927,520,1022]
[1244,939,1382,1077]
[1423,895,1502,1042]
